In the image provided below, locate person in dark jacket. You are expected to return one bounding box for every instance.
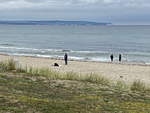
[110,54,114,62]
[64,53,68,65]
[119,54,122,62]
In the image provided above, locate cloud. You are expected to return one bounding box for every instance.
[0,0,150,9]
[0,0,150,24]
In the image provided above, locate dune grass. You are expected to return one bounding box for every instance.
[1,59,150,92]
[0,59,150,113]
[0,59,16,72]
[0,59,150,92]
[130,80,149,92]
[16,64,110,86]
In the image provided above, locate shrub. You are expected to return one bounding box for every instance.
[0,59,16,72]
[130,80,146,92]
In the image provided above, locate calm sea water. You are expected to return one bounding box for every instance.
[0,25,150,63]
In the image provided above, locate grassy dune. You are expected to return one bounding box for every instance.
[0,59,150,113]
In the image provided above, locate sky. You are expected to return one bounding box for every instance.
[0,0,150,25]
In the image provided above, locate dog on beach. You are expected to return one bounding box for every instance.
[54,63,59,67]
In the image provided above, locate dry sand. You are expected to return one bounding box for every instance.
[1,54,150,85]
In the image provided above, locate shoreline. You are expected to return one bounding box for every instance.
[1,53,150,85]
[0,53,150,67]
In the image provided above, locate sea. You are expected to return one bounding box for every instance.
[0,24,150,64]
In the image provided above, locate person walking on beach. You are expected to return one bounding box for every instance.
[119,54,122,62]
[110,54,114,62]
[64,53,68,65]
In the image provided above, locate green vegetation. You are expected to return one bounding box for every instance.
[0,59,150,113]
[0,59,16,72]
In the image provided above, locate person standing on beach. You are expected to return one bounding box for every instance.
[64,53,68,65]
[119,54,122,62]
[110,54,113,62]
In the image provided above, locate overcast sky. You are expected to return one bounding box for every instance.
[0,0,150,24]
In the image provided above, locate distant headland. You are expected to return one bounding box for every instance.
[0,20,112,26]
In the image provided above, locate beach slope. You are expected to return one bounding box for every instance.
[0,54,150,85]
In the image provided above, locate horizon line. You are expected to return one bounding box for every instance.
[0,20,150,26]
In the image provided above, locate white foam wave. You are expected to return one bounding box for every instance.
[91,57,109,62]
[71,50,109,54]
[9,53,106,62]
[0,46,110,55]
[0,46,69,52]
[0,46,39,51]
[1,46,150,63]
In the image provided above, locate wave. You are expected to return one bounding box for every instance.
[9,53,87,61]
[0,43,16,47]
[10,53,108,62]
[0,46,66,52]
[0,46,41,51]
[0,46,110,54]
[0,45,150,63]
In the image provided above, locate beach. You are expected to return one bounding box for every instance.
[1,54,150,85]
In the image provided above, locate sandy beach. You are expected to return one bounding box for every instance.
[1,54,150,85]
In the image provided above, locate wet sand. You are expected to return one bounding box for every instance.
[1,54,150,85]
